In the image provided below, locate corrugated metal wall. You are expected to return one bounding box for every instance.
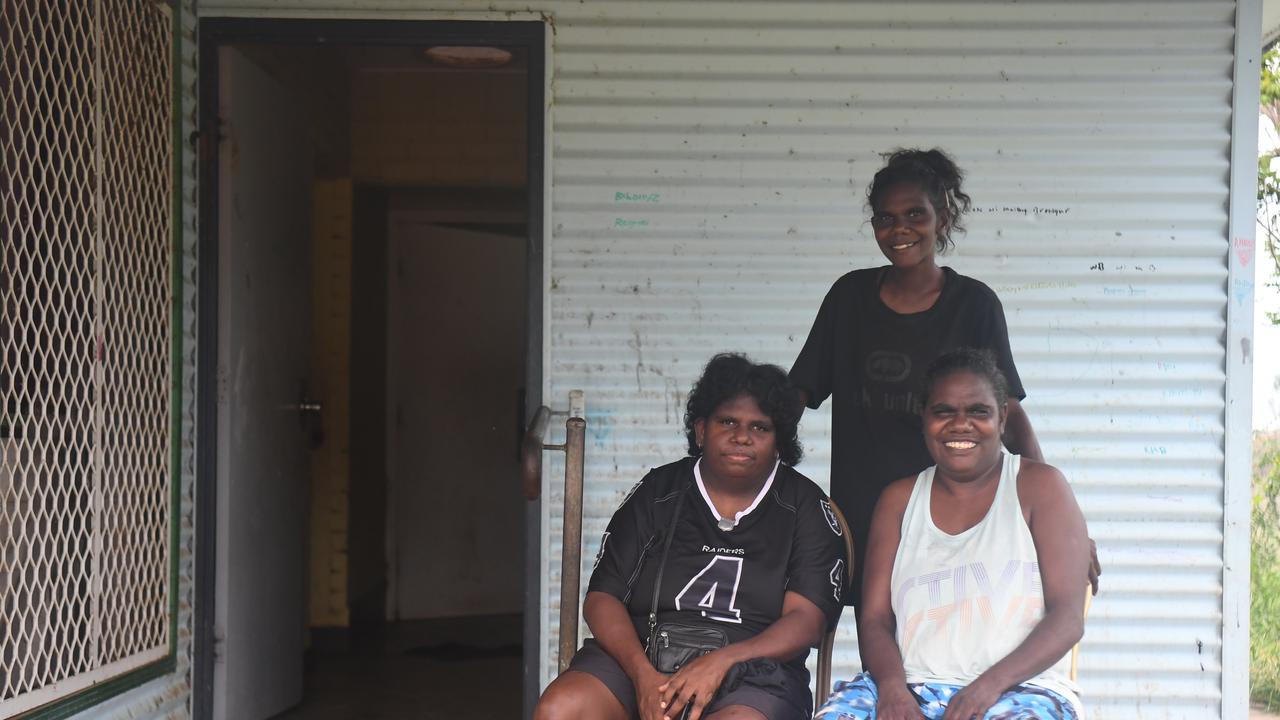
[542,3,1240,718]
[192,2,1251,719]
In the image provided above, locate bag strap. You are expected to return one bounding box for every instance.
[647,483,688,657]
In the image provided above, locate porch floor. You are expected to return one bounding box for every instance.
[273,614,523,720]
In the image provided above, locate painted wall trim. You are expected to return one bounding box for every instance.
[196,7,549,22]
[1224,0,1263,716]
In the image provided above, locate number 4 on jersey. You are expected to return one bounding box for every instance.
[675,556,743,623]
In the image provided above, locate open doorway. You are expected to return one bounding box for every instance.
[197,19,545,720]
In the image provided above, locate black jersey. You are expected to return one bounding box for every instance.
[587,457,845,670]
[790,265,1024,604]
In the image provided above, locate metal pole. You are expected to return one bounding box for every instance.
[557,416,587,674]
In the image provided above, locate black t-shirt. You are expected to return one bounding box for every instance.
[587,457,845,670]
[789,266,1025,585]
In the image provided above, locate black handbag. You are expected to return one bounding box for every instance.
[645,485,729,674]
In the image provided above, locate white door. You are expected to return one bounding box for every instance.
[214,47,313,720]
[386,222,526,619]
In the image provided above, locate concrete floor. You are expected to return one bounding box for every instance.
[273,615,523,720]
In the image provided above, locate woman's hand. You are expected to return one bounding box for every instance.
[633,665,672,720]
[876,684,926,720]
[941,677,1002,720]
[582,592,679,720]
[657,650,735,720]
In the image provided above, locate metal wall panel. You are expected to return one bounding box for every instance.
[545,4,1239,718]
[193,2,1250,718]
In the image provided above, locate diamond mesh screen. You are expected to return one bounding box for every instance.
[0,1,173,714]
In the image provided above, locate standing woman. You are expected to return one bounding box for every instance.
[790,149,1078,612]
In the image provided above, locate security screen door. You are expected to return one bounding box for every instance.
[0,1,174,718]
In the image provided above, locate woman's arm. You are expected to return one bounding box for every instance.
[1003,401,1101,592]
[583,591,669,720]
[580,471,666,718]
[655,591,824,720]
[859,478,927,720]
[1002,397,1043,462]
[940,461,1089,720]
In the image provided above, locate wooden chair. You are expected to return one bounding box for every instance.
[814,500,855,712]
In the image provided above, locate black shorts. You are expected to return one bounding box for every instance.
[565,639,812,720]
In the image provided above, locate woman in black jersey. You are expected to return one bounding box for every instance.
[789,148,1096,614]
[535,354,846,720]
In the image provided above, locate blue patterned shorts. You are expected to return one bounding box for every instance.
[815,672,1079,720]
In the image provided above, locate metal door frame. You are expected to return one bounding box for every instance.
[195,18,547,719]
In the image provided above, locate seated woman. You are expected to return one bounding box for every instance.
[535,353,846,720]
[817,349,1089,720]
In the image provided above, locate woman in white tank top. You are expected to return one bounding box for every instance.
[816,349,1090,720]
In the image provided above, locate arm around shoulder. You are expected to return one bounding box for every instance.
[1003,398,1043,463]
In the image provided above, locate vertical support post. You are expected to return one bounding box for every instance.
[557,415,586,674]
[1223,1,1262,716]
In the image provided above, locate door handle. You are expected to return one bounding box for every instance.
[521,406,551,501]
[284,387,324,446]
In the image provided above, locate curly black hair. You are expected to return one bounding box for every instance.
[683,353,804,465]
[922,347,1010,409]
[867,148,973,254]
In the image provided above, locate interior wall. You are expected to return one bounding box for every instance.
[237,44,351,177]
[308,178,354,631]
[350,55,527,188]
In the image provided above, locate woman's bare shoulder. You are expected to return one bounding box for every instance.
[876,474,919,516]
[1014,456,1077,511]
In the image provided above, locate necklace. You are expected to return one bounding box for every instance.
[716,517,737,532]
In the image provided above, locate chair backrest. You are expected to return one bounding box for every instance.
[814,500,855,710]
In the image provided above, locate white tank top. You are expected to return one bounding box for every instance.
[891,453,1081,714]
